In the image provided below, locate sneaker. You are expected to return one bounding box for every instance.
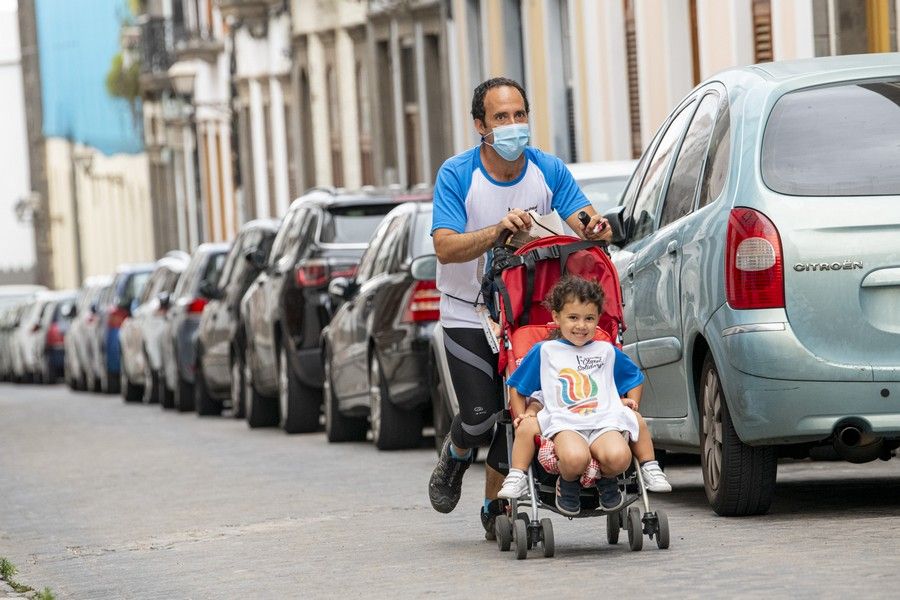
[497,469,529,500]
[480,499,508,541]
[640,461,672,493]
[555,477,581,517]
[596,477,624,511]
[428,436,472,513]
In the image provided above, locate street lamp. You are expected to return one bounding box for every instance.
[168,59,199,97]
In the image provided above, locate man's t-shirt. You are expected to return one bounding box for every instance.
[431,146,590,328]
[506,339,643,440]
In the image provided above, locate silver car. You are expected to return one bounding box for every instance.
[605,53,900,516]
[64,276,113,391]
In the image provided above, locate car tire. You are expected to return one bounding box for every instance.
[430,357,453,455]
[277,344,320,434]
[120,354,143,403]
[699,353,777,516]
[142,352,160,405]
[174,372,195,412]
[323,350,367,443]
[245,359,278,428]
[370,352,423,450]
[195,358,222,416]
[230,351,246,419]
[100,359,120,395]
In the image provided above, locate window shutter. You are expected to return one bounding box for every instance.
[624,0,642,159]
[753,0,774,63]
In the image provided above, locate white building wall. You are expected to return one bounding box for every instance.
[696,0,755,78]
[772,0,816,60]
[0,1,36,275]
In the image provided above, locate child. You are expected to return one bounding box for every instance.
[497,276,670,516]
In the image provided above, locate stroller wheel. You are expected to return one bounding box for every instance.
[627,506,643,551]
[516,512,532,548]
[495,515,512,552]
[655,509,670,550]
[606,510,621,545]
[514,519,528,560]
[540,518,555,558]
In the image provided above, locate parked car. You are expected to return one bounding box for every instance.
[64,276,113,391]
[1,302,37,382]
[32,290,77,384]
[241,189,426,432]
[119,252,190,403]
[0,286,46,381]
[160,243,229,411]
[13,295,53,383]
[601,54,900,516]
[322,201,439,449]
[88,264,153,394]
[195,219,279,418]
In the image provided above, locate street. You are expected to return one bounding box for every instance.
[2,383,900,599]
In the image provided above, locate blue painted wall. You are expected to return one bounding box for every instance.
[36,0,143,155]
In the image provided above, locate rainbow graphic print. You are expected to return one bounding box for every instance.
[557,368,600,415]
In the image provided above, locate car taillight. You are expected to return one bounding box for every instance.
[725,207,784,310]
[46,322,64,348]
[402,280,440,323]
[294,260,358,288]
[108,305,129,329]
[187,297,208,314]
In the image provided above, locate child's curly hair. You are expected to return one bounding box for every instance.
[544,276,606,315]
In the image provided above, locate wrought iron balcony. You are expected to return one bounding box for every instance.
[139,15,173,74]
[173,21,224,62]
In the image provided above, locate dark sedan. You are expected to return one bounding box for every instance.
[322,201,438,450]
[195,219,279,417]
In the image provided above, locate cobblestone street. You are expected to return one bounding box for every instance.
[2,384,900,599]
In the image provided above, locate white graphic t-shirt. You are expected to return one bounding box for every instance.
[506,339,642,441]
[430,146,590,328]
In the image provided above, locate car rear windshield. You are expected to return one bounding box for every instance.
[320,204,396,244]
[761,79,900,196]
[412,211,435,258]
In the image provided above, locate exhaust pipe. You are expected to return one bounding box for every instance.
[833,424,885,464]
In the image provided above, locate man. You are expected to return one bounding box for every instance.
[428,77,611,538]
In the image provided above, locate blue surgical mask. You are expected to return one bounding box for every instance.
[483,123,530,161]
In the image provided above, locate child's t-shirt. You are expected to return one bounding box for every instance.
[506,339,643,440]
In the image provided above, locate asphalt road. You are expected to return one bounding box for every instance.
[1,383,899,599]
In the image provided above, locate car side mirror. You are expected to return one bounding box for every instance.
[244,246,268,270]
[328,277,353,302]
[409,254,437,281]
[603,205,628,246]
[157,291,171,309]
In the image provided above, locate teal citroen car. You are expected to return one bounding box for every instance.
[605,53,900,516]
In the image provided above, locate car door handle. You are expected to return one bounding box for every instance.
[625,264,634,280]
[666,240,679,255]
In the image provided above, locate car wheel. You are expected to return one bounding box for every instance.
[174,371,195,412]
[323,350,367,443]
[100,359,120,395]
[699,353,777,516]
[195,358,222,416]
[142,353,160,405]
[120,353,143,403]
[277,344,320,434]
[245,359,278,428]
[370,352,423,450]
[230,351,246,419]
[430,358,453,455]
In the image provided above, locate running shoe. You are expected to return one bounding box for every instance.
[596,476,624,511]
[497,469,529,500]
[428,435,472,513]
[555,477,581,516]
[640,461,672,492]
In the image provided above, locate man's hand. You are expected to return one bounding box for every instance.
[495,208,532,238]
[582,213,612,242]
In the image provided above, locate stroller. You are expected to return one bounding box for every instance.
[484,214,671,559]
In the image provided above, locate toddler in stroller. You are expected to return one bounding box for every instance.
[483,226,670,558]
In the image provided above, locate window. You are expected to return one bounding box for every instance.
[813,0,897,56]
[628,100,697,242]
[218,232,246,289]
[762,79,900,196]
[202,252,227,286]
[412,211,436,258]
[372,215,409,276]
[319,204,398,244]
[275,208,309,270]
[269,207,303,266]
[698,95,731,208]
[660,93,719,228]
[355,217,394,284]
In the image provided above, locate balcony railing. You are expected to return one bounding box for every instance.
[140,16,174,74]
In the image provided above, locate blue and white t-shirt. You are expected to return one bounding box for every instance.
[431,146,590,328]
[506,339,643,441]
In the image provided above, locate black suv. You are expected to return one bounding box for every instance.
[240,189,419,432]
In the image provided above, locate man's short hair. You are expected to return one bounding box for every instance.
[471,77,530,123]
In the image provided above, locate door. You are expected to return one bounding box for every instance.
[618,96,697,418]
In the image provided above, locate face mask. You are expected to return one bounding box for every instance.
[483,123,530,161]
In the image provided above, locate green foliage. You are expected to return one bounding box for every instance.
[37,587,57,600]
[106,52,141,103]
[0,557,15,580]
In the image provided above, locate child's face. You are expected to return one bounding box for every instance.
[552,299,599,347]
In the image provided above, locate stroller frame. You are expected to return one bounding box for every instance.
[485,223,671,559]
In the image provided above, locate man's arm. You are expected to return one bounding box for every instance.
[433,209,533,264]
